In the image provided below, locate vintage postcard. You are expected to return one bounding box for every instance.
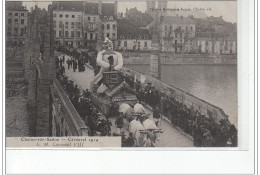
[5,0,237,148]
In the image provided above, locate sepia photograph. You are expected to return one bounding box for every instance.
[5,0,238,148]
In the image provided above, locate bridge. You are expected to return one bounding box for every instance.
[22,5,233,147]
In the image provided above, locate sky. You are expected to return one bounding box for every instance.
[22,1,237,23]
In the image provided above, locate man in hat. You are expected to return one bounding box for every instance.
[90,38,123,93]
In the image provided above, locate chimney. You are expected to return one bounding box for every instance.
[98,1,102,15]
[114,1,118,16]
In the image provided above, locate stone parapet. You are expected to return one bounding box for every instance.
[120,67,230,125]
[50,79,88,136]
[122,53,237,65]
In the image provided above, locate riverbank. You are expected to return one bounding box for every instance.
[122,53,237,65]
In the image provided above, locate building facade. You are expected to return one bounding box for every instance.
[52,1,118,49]
[161,16,196,53]
[83,2,100,49]
[6,1,28,46]
[100,2,118,46]
[117,26,152,51]
[53,2,84,48]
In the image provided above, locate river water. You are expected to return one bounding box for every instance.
[125,64,238,126]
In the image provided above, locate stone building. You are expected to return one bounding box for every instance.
[161,16,196,53]
[52,1,118,49]
[101,2,118,44]
[195,32,237,55]
[6,1,28,46]
[82,2,99,49]
[193,16,237,55]
[117,28,152,51]
[52,1,84,48]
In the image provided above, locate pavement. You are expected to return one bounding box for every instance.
[58,53,194,147]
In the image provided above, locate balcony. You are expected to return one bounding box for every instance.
[87,27,97,32]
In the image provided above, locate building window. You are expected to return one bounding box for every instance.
[93,17,96,22]
[66,14,69,18]
[88,17,91,21]
[53,14,56,17]
[21,13,24,16]
[107,33,110,38]
[14,28,18,35]
[21,19,24,25]
[8,19,12,25]
[7,27,12,36]
[144,42,147,47]
[8,12,12,16]
[71,22,74,28]
[112,33,115,38]
[14,19,18,24]
[71,31,74,37]
[107,24,110,29]
[77,31,80,37]
[191,26,193,31]
[137,42,140,48]
[65,22,68,28]
[102,24,104,29]
[59,21,63,28]
[90,33,93,40]
[144,35,148,39]
[72,15,75,18]
[20,28,24,36]
[124,41,127,47]
[65,31,69,37]
[59,31,63,37]
[60,14,63,18]
[104,16,108,20]
[77,22,81,28]
[15,13,18,16]
[113,24,116,29]
[89,23,94,30]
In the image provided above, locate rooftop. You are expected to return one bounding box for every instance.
[162,16,195,25]
[101,3,116,18]
[53,1,84,11]
[6,1,27,11]
[85,2,98,15]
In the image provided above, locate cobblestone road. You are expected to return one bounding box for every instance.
[60,53,194,147]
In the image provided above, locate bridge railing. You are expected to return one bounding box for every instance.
[51,79,88,136]
[120,67,230,124]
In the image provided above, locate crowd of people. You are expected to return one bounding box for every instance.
[56,45,100,75]
[55,45,237,147]
[121,76,238,147]
[55,53,113,136]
